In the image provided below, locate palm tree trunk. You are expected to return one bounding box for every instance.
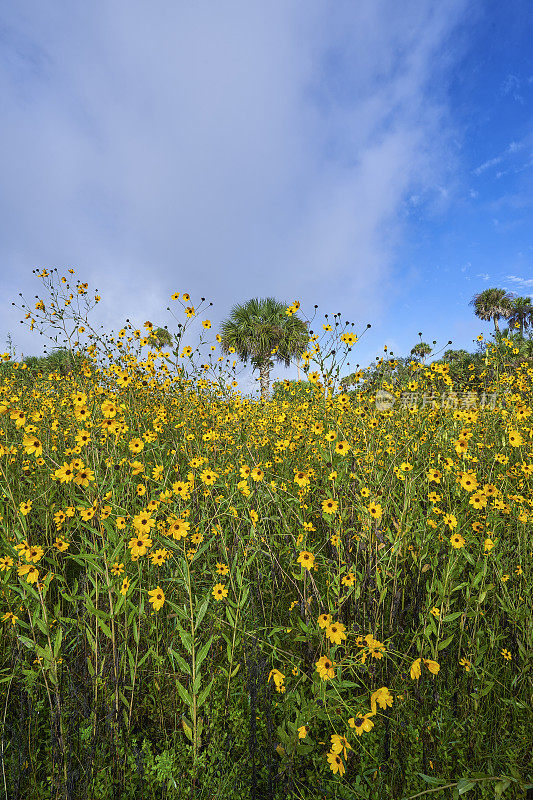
[493,316,500,333]
[259,362,270,400]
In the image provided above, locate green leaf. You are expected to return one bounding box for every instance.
[195,597,209,629]
[438,633,454,650]
[196,637,213,672]
[181,717,193,741]
[494,779,511,797]
[35,644,49,660]
[176,680,192,707]
[417,773,445,785]
[451,581,468,593]
[127,647,135,681]
[166,601,189,621]
[225,605,235,626]
[176,621,193,655]
[169,648,191,676]
[197,677,214,708]
[70,553,105,574]
[85,595,110,621]
[471,568,484,588]
[96,617,113,640]
[17,635,35,651]
[85,626,96,653]
[443,611,463,622]
[114,592,126,615]
[138,651,150,668]
[34,617,49,635]
[457,778,476,794]
[105,529,126,562]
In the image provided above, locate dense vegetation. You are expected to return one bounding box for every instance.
[0,271,531,799]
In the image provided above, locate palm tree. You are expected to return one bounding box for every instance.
[442,348,470,364]
[148,327,173,350]
[441,348,479,389]
[507,296,533,337]
[410,342,432,361]
[220,298,309,399]
[469,288,514,333]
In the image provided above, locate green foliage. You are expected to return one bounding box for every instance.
[410,341,433,360]
[507,296,533,337]
[0,270,532,800]
[469,288,514,333]
[220,297,309,398]
[0,348,85,385]
[148,326,174,350]
[272,379,316,402]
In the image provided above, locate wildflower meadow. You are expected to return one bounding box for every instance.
[0,270,531,799]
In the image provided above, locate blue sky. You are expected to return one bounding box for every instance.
[1,1,532,389]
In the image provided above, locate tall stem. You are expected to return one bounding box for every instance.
[184,557,198,797]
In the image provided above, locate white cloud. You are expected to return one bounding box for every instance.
[472,140,526,177]
[473,156,503,176]
[501,74,523,103]
[0,0,469,361]
[506,275,533,288]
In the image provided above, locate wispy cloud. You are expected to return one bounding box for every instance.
[473,156,503,176]
[501,74,525,103]
[0,0,469,357]
[472,141,525,176]
[506,275,533,288]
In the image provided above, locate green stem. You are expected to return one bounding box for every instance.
[184,558,198,770]
[402,777,515,800]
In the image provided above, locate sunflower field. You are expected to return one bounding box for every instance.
[0,271,531,799]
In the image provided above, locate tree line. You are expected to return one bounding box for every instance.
[4,288,533,398]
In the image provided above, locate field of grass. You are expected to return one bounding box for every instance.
[0,272,531,799]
